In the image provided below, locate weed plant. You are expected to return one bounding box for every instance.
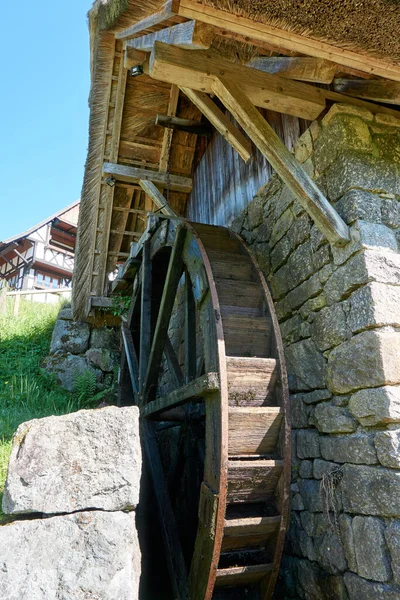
[0,298,86,521]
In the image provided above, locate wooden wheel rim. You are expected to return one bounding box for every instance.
[120,218,290,600]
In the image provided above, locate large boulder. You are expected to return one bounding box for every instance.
[2,406,141,515]
[349,385,400,426]
[86,348,120,373]
[50,319,90,355]
[42,353,103,392]
[0,511,140,600]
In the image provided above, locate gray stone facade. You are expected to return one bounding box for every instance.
[232,104,400,599]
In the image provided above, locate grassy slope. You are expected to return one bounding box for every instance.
[0,299,83,520]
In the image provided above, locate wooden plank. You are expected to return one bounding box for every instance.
[212,77,351,246]
[141,419,189,599]
[90,296,113,309]
[103,162,192,193]
[160,84,180,173]
[149,42,326,121]
[123,45,147,69]
[142,372,220,417]
[227,459,284,503]
[177,0,400,82]
[215,563,273,587]
[333,78,400,105]
[142,227,187,399]
[247,56,337,84]
[226,356,278,407]
[139,240,152,392]
[128,20,215,52]
[115,0,181,40]
[180,87,251,162]
[222,514,280,552]
[139,179,177,216]
[228,407,283,455]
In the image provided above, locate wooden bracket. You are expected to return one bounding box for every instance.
[127,19,215,52]
[103,162,192,193]
[212,77,351,247]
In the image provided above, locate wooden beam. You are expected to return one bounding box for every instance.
[180,87,251,161]
[247,56,338,84]
[103,162,192,193]
[212,77,351,247]
[123,45,147,69]
[115,0,180,40]
[139,240,152,391]
[121,321,139,395]
[149,42,326,121]
[139,180,178,217]
[110,229,142,237]
[177,0,400,82]
[164,335,185,388]
[333,78,400,105]
[90,296,113,309]
[156,113,213,135]
[128,20,215,52]
[142,373,220,417]
[160,84,180,173]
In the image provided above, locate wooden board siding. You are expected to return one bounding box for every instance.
[187,109,309,226]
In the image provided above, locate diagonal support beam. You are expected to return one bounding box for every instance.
[115,0,180,41]
[212,77,351,247]
[103,162,192,193]
[139,180,178,217]
[180,87,251,162]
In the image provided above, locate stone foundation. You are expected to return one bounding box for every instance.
[232,104,400,598]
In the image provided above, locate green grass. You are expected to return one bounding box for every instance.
[0,299,85,521]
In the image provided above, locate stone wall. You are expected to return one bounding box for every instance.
[231,104,400,599]
[42,305,121,394]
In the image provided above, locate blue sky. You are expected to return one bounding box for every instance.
[0,0,91,241]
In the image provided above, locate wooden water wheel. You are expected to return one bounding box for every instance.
[118,217,291,600]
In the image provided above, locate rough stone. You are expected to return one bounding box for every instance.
[310,223,327,250]
[294,129,313,164]
[322,103,374,125]
[385,521,400,585]
[42,353,103,392]
[375,429,400,468]
[90,328,118,350]
[315,114,373,173]
[333,221,398,267]
[344,572,400,600]
[253,242,271,275]
[334,189,382,224]
[286,273,323,311]
[86,348,120,373]
[331,395,350,407]
[352,516,391,582]
[324,252,367,305]
[270,208,294,247]
[311,304,348,351]
[297,558,349,600]
[364,248,400,285]
[57,307,73,320]
[381,198,400,228]
[315,530,348,574]
[298,479,323,512]
[375,113,400,128]
[0,511,140,600]
[327,330,400,394]
[299,460,313,478]
[287,213,311,249]
[299,294,327,319]
[301,389,332,405]
[285,339,327,391]
[348,282,400,333]
[326,151,398,201]
[247,195,264,230]
[314,403,357,433]
[339,514,357,572]
[341,464,400,517]
[291,395,313,428]
[313,459,338,479]
[286,240,315,289]
[349,385,400,426]
[320,433,378,465]
[281,315,303,345]
[2,406,141,514]
[270,235,291,271]
[296,429,321,459]
[50,320,90,355]
[292,492,305,511]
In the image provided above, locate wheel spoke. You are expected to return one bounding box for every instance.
[142,226,187,401]
[121,320,139,396]
[139,240,152,393]
[185,270,197,383]
[141,419,189,600]
[164,335,185,388]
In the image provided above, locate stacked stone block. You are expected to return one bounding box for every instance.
[232,104,400,599]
